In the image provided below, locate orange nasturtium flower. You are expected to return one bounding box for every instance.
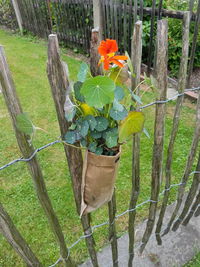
[98,39,128,70]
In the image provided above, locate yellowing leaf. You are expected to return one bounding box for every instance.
[119,111,145,143]
[80,103,96,116]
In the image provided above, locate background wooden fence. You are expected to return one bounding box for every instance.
[0,11,200,266]
[1,0,199,85]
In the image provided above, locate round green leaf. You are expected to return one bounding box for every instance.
[113,99,124,111]
[88,142,97,153]
[95,116,109,132]
[80,120,89,137]
[95,147,103,155]
[90,130,102,139]
[114,86,125,101]
[105,128,118,148]
[64,131,77,144]
[110,107,128,121]
[80,76,115,108]
[85,115,97,131]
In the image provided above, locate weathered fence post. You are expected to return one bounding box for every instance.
[155,11,190,244]
[90,29,102,77]
[187,0,200,86]
[89,28,119,267]
[0,203,42,267]
[47,34,99,267]
[140,19,168,254]
[11,0,23,34]
[172,152,200,230]
[182,190,200,225]
[0,46,74,267]
[163,90,200,236]
[108,190,118,267]
[93,0,103,40]
[128,20,143,267]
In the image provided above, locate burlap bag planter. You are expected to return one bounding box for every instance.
[80,149,121,216]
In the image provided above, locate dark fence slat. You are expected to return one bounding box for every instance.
[0,203,42,267]
[113,0,118,43]
[155,12,190,245]
[123,0,128,52]
[139,0,144,21]
[0,46,74,267]
[189,0,195,14]
[128,0,133,53]
[140,19,168,254]
[157,0,163,20]
[134,0,138,23]
[147,0,156,73]
[187,0,200,86]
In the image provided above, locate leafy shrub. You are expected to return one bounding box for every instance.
[141,0,200,77]
[0,0,17,29]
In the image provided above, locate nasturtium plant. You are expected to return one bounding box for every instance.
[80,76,115,108]
[62,39,146,156]
[15,39,150,156]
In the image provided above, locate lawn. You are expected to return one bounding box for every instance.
[0,28,198,266]
[185,252,200,267]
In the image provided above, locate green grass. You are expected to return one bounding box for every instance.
[0,29,199,266]
[184,252,200,267]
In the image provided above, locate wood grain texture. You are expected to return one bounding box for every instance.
[47,34,99,267]
[90,29,102,77]
[172,152,200,231]
[128,20,142,267]
[163,90,200,236]
[0,203,42,267]
[108,191,118,267]
[140,19,168,254]
[187,0,200,86]
[182,190,200,225]
[155,12,190,245]
[0,46,73,267]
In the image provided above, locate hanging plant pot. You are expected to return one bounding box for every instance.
[80,148,121,216]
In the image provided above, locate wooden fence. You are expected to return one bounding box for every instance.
[0,13,200,266]
[5,0,200,84]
